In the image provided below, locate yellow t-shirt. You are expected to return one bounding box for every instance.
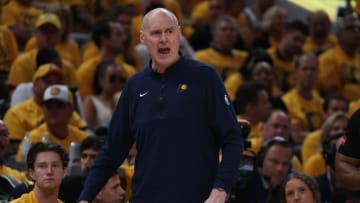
[76,56,136,98]
[7,49,79,88]
[24,36,82,67]
[282,89,323,132]
[16,124,89,161]
[349,99,360,115]
[303,35,337,54]
[267,47,296,91]
[303,153,326,177]
[1,0,42,27]
[194,48,248,80]
[224,72,245,102]
[318,45,360,101]
[0,26,18,72]
[301,129,321,164]
[4,98,87,141]
[0,165,27,182]
[10,190,64,203]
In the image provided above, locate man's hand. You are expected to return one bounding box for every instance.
[204,188,227,203]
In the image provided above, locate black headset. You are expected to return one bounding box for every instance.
[256,136,292,168]
[322,133,344,170]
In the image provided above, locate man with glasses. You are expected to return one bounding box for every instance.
[317,15,360,101]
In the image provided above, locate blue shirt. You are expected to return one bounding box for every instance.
[79,56,243,202]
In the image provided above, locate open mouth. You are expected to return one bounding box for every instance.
[158,47,170,54]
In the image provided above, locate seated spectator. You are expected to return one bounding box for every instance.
[252,5,289,50]
[24,3,82,67]
[267,20,308,92]
[16,84,90,161]
[93,171,126,203]
[302,94,348,164]
[10,48,85,118]
[233,82,271,140]
[83,5,140,69]
[0,120,27,183]
[282,53,323,144]
[9,142,67,203]
[1,0,42,51]
[194,15,248,80]
[83,61,126,130]
[76,19,136,98]
[229,137,293,203]
[4,64,87,158]
[59,136,104,203]
[303,10,337,56]
[304,112,349,177]
[280,171,321,203]
[225,49,284,109]
[7,13,79,90]
[317,15,360,101]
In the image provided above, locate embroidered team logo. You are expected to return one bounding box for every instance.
[224,94,230,106]
[50,86,61,96]
[177,83,187,93]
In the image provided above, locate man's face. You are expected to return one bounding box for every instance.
[33,73,64,102]
[295,54,318,90]
[80,148,98,173]
[43,100,73,127]
[323,99,348,119]
[0,121,9,159]
[253,90,271,121]
[35,24,60,49]
[29,151,66,191]
[259,144,292,186]
[106,22,126,54]
[140,11,182,71]
[261,112,291,141]
[284,30,306,55]
[96,175,126,203]
[212,19,238,50]
[208,0,227,21]
[309,13,330,38]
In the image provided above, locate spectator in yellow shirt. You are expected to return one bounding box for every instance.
[194,15,248,80]
[282,53,323,144]
[302,94,349,164]
[10,142,67,203]
[7,13,79,90]
[303,10,337,56]
[317,15,360,101]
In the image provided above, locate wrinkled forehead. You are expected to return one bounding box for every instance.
[142,8,179,30]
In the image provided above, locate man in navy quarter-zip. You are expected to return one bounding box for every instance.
[78,7,243,203]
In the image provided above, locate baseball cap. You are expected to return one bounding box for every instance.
[43,84,74,105]
[35,13,61,29]
[338,108,360,158]
[33,63,64,82]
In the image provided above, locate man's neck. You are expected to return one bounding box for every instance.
[48,125,69,139]
[99,48,118,62]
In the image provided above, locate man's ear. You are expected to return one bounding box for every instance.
[140,31,145,43]
[95,191,103,200]
[28,169,35,181]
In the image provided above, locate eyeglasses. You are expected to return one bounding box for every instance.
[81,153,97,159]
[109,75,126,84]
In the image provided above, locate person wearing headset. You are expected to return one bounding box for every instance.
[228,136,293,203]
